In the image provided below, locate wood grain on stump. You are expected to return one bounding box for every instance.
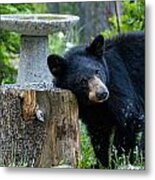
[0,84,80,168]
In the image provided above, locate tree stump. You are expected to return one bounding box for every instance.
[0,84,80,168]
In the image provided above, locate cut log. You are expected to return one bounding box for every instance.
[0,84,80,168]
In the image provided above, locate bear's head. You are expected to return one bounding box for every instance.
[47,35,109,105]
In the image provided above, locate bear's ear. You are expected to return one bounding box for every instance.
[86,35,105,57]
[47,54,66,77]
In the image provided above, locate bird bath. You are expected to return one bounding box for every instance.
[0,14,79,84]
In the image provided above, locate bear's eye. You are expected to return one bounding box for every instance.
[81,79,87,85]
[95,69,100,75]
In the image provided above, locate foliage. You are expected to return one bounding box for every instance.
[102,0,145,38]
[48,27,80,55]
[48,33,66,55]
[0,29,18,84]
[78,121,97,168]
[58,2,79,15]
[0,3,47,84]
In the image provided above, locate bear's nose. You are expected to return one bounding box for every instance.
[96,91,109,101]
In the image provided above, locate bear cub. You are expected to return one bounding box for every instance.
[47,32,145,168]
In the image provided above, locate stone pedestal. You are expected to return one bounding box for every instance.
[0,14,79,83]
[17,36,52,84]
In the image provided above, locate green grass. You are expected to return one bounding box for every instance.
[78,121,145,170]
[78,121,97,169]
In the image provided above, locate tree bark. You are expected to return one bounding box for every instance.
[78,1,116,43]
[47,3,60,14]
[114,1,122,34]
[0,84,80,168]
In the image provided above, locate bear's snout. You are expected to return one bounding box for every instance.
[88,75,109,103]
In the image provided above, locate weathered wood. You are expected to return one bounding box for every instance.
[0,84,80,168]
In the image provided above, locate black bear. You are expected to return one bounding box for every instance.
[47,32,145,168]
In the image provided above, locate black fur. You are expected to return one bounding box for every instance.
[47,32,145,168]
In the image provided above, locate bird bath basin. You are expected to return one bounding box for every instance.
[0,14,79,84]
